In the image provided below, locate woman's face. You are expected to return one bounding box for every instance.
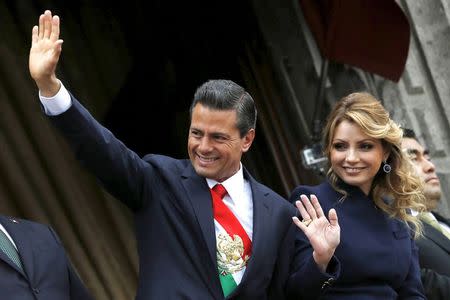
[330,120,388,195]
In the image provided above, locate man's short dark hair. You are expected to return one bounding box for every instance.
[189,79,257,137]
[402,128,417,139]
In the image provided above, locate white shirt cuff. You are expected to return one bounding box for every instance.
[39,80,72,116]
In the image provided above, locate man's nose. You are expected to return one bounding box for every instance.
[198,137,213,151]
[422,158,436,173]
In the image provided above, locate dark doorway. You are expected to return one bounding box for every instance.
[102,0,260,159]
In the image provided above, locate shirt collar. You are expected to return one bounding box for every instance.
[410,209,419,217]
[206,163,245,203]
[410,209,436,220]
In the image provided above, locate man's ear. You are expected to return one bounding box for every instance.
[242,129,255,153]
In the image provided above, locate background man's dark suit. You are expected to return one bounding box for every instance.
[402,129,450,300]
[417,212,450,299]
[0,215,92,300]
[47,97,337,299]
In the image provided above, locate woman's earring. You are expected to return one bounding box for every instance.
[383,160,391,173]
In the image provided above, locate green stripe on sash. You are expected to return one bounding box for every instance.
[219,273,238,297]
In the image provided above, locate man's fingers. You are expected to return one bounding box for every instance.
[43,10,52,39]
[57,39,64,52]
[31,25,38,46]
[328,208,338,226]
[50,15,60,42]
[38,14,45,39]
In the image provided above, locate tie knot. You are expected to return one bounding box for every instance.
[212,184,228,199]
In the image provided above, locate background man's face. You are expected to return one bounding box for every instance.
[402,137,442,210]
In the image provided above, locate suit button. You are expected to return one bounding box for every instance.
[321,277,335,289]
[33,288,40,294]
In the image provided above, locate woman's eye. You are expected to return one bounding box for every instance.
[332,143,346,150]
[360,143,373,150]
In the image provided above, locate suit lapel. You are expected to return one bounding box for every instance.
[181,166,216,265]
[0,216,31,278]
[423,222,450,253]
[434,212,450,227]
[181,165,223,299]
[228,170,272,298]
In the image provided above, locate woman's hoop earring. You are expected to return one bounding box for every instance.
[383,161,391,173]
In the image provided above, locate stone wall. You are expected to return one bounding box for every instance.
[251,0,450,216]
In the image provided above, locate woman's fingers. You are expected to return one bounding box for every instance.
[328,208,339,227]
[292,216,308,232]
[300,194,318,220]
[310,195,325,218]
[295,197,309,220]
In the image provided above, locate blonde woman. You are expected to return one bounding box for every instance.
[290,92,426,299]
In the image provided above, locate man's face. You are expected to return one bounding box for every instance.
[188,103,255,182]
[402,137,442,210]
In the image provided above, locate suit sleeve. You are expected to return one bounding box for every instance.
[48,95,150,210]
[285,185,340,299]
[68,262,94,300]
[48,227,94,300]
[420,268,450,300]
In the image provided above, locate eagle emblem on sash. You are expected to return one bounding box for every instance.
[216,233,250,275]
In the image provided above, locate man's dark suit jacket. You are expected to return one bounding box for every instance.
[0,215,92,300]
[417,212,450,300]
[48,96,339,300]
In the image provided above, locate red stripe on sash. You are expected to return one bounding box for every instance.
[211,184,252,259]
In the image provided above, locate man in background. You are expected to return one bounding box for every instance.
[402,128,450,300]
[0,214,92,299]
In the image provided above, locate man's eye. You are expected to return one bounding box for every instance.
[408,154,418,161]
[191,130,201,137]
[214,135,226,141]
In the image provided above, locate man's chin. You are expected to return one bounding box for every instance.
[424,188,442,210]
[193,165,217,180]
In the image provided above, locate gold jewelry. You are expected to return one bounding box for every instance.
[302,219,312,227]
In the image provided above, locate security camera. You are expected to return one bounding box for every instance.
[300,143,328,176]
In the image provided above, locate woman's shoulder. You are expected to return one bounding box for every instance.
[289,181,335,203]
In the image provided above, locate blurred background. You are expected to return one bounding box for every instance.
[1,0,450,299]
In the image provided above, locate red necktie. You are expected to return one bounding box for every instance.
[211,184,252,296]
[211,184,252,265]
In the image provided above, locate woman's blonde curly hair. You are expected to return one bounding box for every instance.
[323,92,426,238]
